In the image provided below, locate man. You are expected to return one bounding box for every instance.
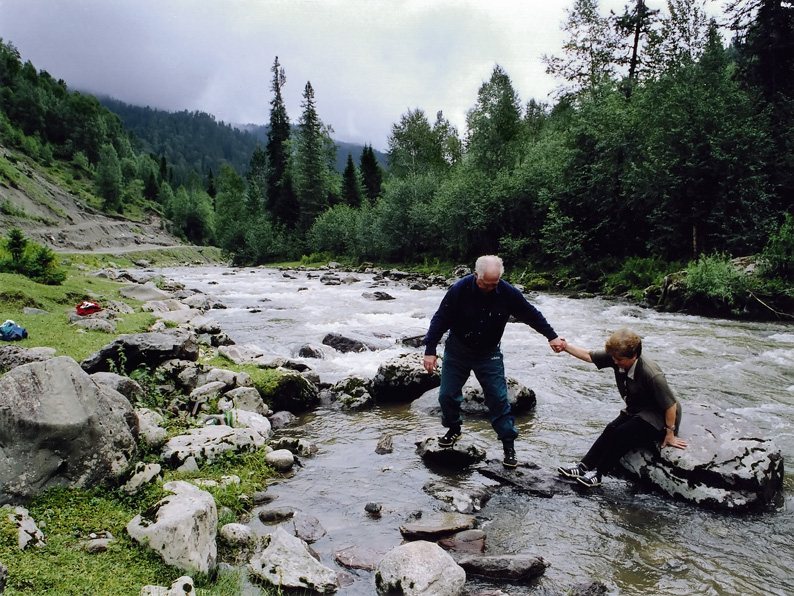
[558,328,688,488]
[423,255,566,468]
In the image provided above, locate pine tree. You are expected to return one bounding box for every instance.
[266,56,298,227]
[342,154,362,207]
[359,144,383,201]
[95,143,123,212]
[294,81,336,231]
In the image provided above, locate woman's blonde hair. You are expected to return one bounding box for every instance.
[605,328,642,359]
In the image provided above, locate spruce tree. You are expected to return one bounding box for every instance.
[359,144,383,201]
[294,81,336,231]
[342,153,362,207]
[266,56,297,227]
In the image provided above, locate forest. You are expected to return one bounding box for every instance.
[0,0,792,315]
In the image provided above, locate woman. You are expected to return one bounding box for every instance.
[558,328,688,488]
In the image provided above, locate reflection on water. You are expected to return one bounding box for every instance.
[160,266,794,595]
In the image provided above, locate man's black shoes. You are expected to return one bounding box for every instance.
[438,427,462,447]
[502,439,517,468]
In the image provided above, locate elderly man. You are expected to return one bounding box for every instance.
[423,255,566,467]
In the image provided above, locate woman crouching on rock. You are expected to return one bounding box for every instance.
[557,328,688,488]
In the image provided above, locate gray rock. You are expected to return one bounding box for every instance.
[136,408,169,448]
[438,529,486,554]
[219,523,254,547]
[376,433,394,454]
[224,386,266,415]
[455,553,549,582]
[231,409,272,438]
[4,506,46,550]
[322,332,372,353]
[72,317,116,333]
[298,344,325,358]
[80,329,199,374]
[422,480,491,514]
[0,357,137,505]
[269,410,298,429]
[258,506,296,523]
[370,353,440,403]
[161,426,266,466]
[127,481,217,574]
[120,462,162,495]
[0,345,55,371]
[620,403,784,510]
[269,437,318,456]
[415,437,487,469]
[375,540,466,596]
[399,512,475,540]
[90,371,144,403]
[293,512,326,543]
[267,369,319,413]
[142,299,189,313]
[120,281,171,301]
[265,449,296,472]
[0,560,7,593]
[141,575,197,595]
[334,544,385,570]
[248,526,339,593]
[218,343,266,363]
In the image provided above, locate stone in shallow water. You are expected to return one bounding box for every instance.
[620,403,784,511]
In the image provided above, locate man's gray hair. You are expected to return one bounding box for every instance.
[475,255,504,277]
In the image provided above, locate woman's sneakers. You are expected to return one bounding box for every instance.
[558,462,588,479]
[438,426,462,447]
[577,470,602,488]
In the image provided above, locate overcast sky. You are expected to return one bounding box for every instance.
[0,0,729,152]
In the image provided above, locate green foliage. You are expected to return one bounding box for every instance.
[760,212,794,278]
[684,253,748,308]
[0,228,66,284]
[604,255,681,295]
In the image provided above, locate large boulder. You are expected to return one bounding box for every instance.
[0,357,138,505]
[127,480,217,575]
[375,540,466,596]
[266,369,320,413]
[248,526,339,593]
[620,403,784,510]
[370,353,440,403]
[80,328,199,374]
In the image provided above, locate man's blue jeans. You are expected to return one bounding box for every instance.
[438,333,518,441]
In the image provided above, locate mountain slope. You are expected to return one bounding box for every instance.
[0,144,182,253]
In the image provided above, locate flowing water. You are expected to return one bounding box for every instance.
[157,265,794,595]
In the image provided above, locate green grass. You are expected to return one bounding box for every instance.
[0,271,156,362]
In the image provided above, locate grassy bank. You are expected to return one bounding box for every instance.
[0,256,297,596]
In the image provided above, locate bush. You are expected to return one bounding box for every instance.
[604,255,681,295]
[684,253,748,308]
[0,227,66,284]
[760,212,794,278]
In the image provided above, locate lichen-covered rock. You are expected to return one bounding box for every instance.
[620,403,783,510]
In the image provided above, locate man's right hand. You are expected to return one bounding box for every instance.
[423,354,437,373]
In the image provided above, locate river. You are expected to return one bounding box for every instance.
[158,265,794,596]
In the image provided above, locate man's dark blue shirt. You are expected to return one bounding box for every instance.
[424,274,558,356]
